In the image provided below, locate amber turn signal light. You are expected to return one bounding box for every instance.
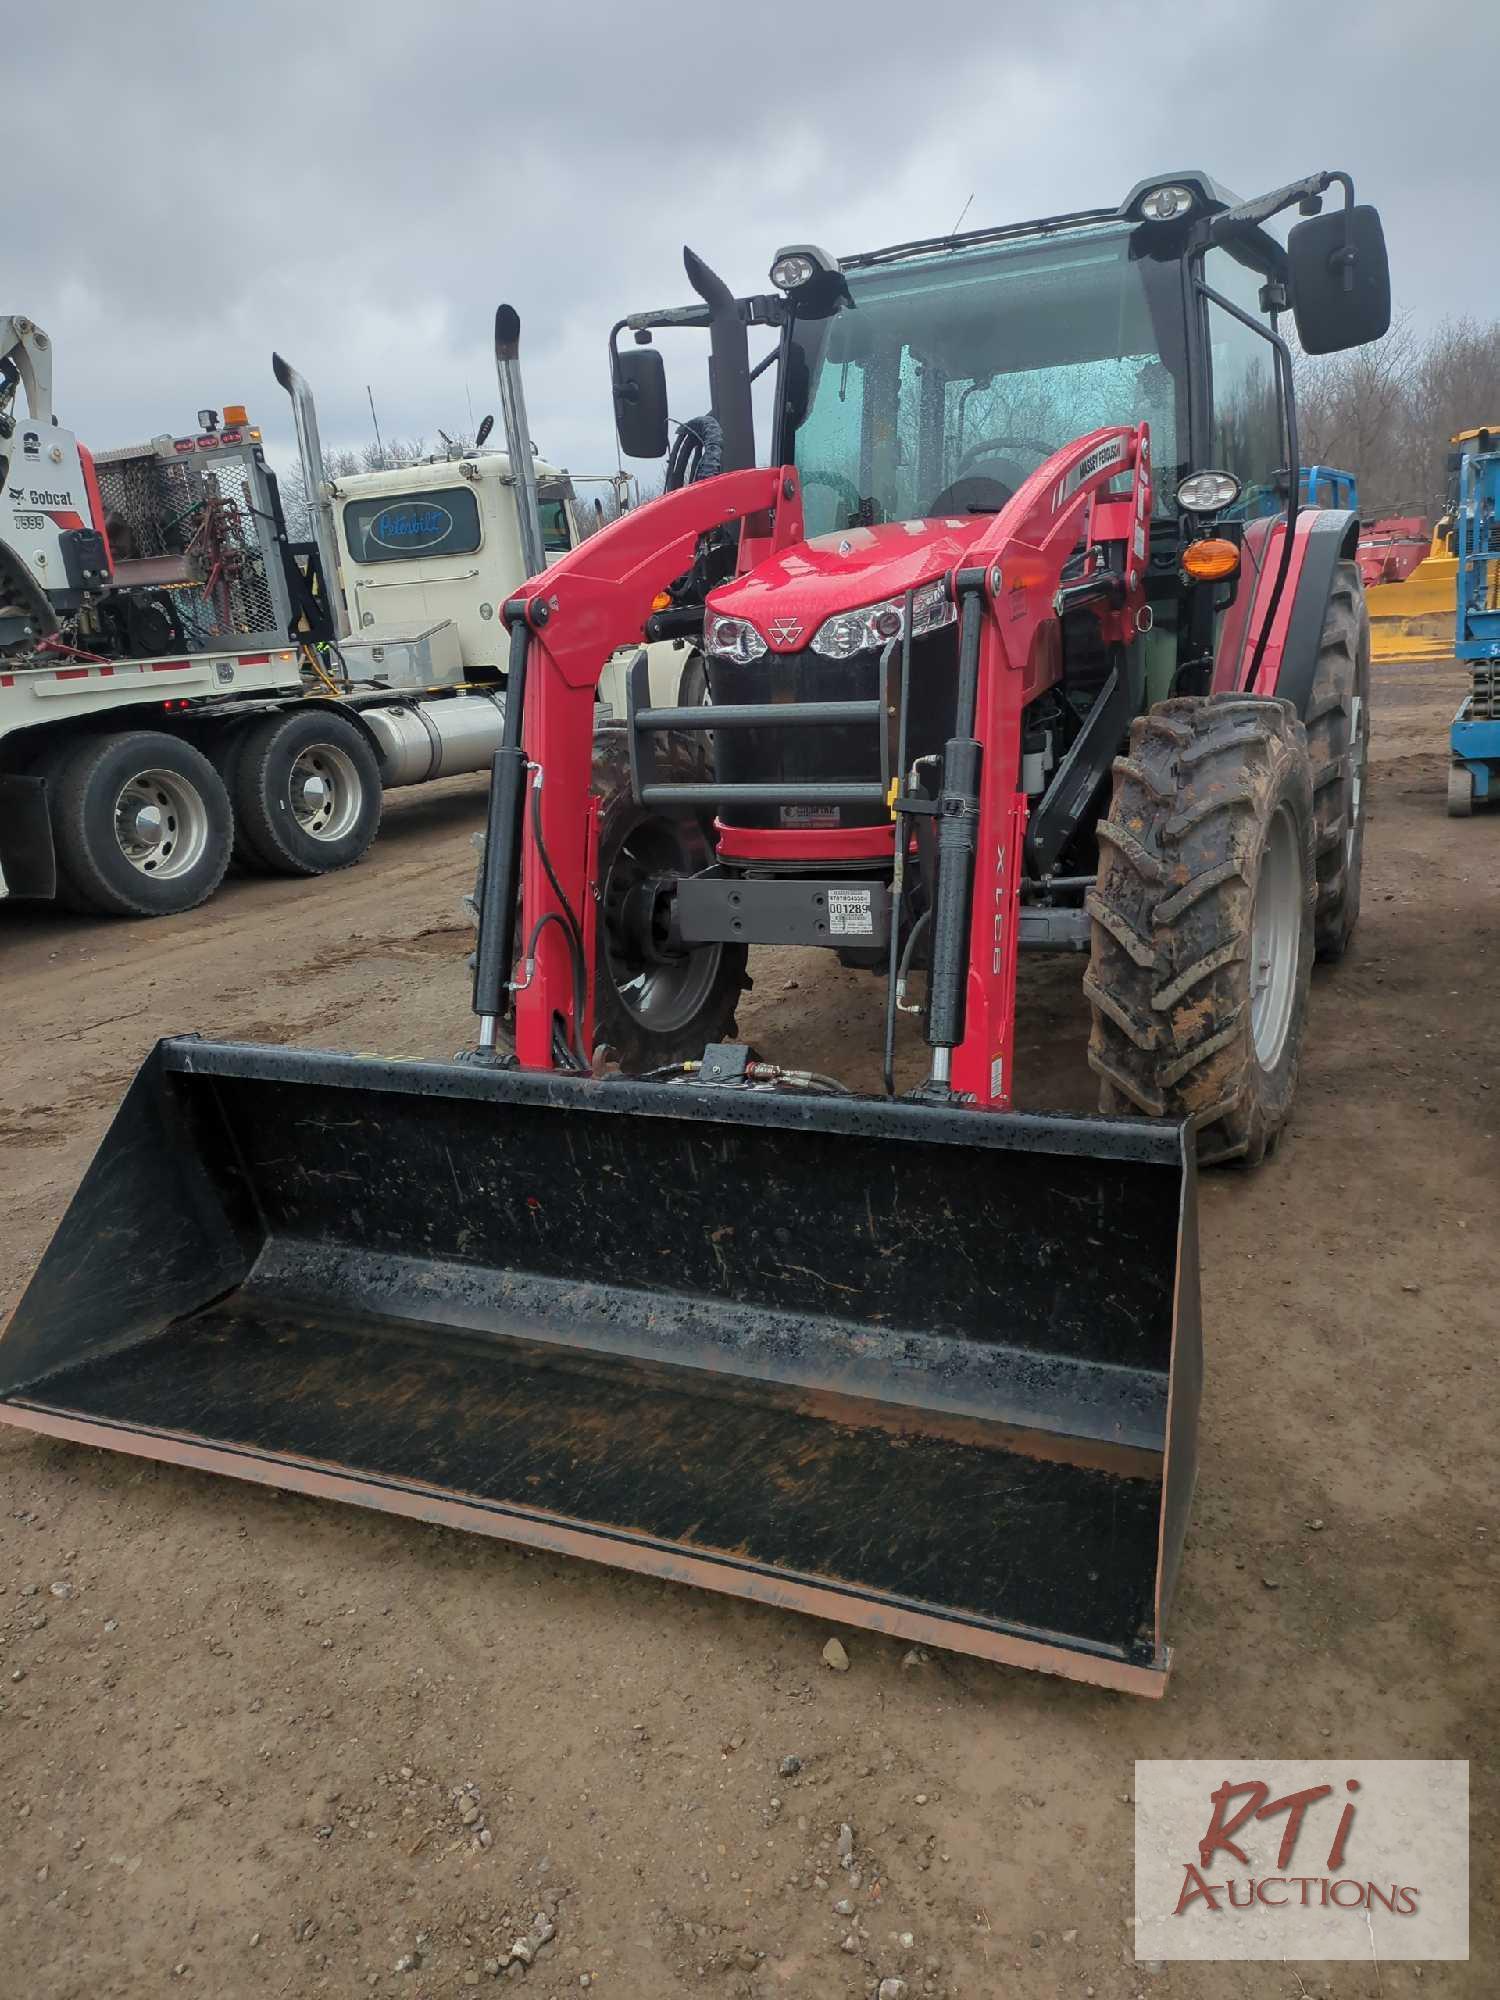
[1181,537,1240,581]
[650,590,673,613]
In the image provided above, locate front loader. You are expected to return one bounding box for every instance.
[0,170,1389,1695]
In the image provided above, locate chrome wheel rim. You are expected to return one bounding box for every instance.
[289,744,362,842]
[113,768,210,880]
[1250,802,1301,1070]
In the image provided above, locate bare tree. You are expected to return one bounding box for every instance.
[1294,314,1500,518]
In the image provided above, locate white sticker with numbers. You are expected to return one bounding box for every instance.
[827,888,874,937]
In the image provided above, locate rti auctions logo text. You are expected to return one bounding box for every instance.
[1175,1774,1419,1920]
[1134,1760,1467,1962]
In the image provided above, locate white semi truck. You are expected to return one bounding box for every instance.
[0,313,692,918]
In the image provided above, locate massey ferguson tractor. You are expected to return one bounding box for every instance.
[0,170,1386,1696]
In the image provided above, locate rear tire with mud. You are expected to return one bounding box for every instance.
[1306,560,1371,960]
[1085,695,1315,1167]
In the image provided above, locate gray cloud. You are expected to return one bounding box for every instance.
[13,0,1497,485]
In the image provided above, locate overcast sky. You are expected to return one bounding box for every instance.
[14,0,1498,491]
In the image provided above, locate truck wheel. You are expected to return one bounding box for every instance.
[593,728,747,1071]
[48,730,233,918]
[1085,694,1316,1167]
[232,709,382,876]
[1306,560,1370,960]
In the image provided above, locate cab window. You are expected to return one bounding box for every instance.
[538,496,573,555]
[342,486,482,564]
[1201,248,1285,515]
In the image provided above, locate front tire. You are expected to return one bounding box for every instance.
[1447,763,1475,817]
[48,730,233,918]
[1086,695,1316,1167]
[591,727,747,1071]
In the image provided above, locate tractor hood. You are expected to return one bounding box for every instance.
[709,516,992,652]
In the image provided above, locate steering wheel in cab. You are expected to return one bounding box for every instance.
[927,435,1054,517]
[801,470,866,529]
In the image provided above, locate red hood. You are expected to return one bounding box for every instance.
[709,518,991,651]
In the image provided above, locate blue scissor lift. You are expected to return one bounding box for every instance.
[1448,431,1500,814]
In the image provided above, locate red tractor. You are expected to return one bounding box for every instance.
[485,170,1381,1162]
[0,170,1388,1696]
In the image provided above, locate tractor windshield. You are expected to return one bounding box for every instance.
[789,224,1188,536]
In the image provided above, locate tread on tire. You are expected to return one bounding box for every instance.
[1086,693,1316,1166]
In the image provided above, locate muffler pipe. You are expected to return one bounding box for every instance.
[493,306,547,582]
[682,248,755,474]
[271,351,350,639]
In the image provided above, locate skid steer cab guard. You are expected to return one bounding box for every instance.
[0,1038,1199,1695]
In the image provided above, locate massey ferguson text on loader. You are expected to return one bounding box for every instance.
[0,170,1388,1695]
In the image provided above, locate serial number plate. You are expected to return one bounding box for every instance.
[828,888,874,937]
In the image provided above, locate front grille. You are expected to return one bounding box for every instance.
[708,630,957,830]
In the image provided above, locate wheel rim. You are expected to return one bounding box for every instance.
[602,817,724,1035]
[113,767,211,880]
[1250,802,1301,1070]
[1348,691,1368,864]
[288,743,363,841]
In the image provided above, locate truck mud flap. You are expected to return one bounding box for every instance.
[0,773,57,900]
[0,1039,1200,1695]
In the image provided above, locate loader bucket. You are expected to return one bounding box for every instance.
[0,1039,1200,1695]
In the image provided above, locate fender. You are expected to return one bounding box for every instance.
[1213,507,1360,716]
[1269,507,1361,717]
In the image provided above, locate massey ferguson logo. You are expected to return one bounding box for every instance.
[768,617,804,646]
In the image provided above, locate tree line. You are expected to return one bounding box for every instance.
[1295,317,1500,521]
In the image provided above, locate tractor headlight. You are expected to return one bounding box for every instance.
[705,612,767,664]
[809,579,957,659]
[769,244,837,291]
[1139,183,1196,222]
[1176,470,1242,514]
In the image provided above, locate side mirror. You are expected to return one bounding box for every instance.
[613,348,668,460]
[1287,204,1390,355]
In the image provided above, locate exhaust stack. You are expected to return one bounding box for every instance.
[272,351,350,639]
[493,306,546,582]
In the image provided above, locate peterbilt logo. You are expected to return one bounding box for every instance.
[768,617,804,645]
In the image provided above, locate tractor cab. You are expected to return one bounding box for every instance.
[612,171,1387,905]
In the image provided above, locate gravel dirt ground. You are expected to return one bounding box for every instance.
[1,658,1494,1999]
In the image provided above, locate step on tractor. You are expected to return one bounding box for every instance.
[0,170,1387,1695]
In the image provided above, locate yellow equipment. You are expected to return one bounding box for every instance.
[1363,428,1500,663]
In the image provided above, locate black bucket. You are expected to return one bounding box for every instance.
[0,1038,1200,1694]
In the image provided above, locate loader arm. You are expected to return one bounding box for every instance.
[489,466,804,1068]
[927,425,1152,1105]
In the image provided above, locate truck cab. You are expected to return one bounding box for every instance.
[332,450,579,679]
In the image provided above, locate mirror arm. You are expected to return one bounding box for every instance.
[1210,168,1352,238]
